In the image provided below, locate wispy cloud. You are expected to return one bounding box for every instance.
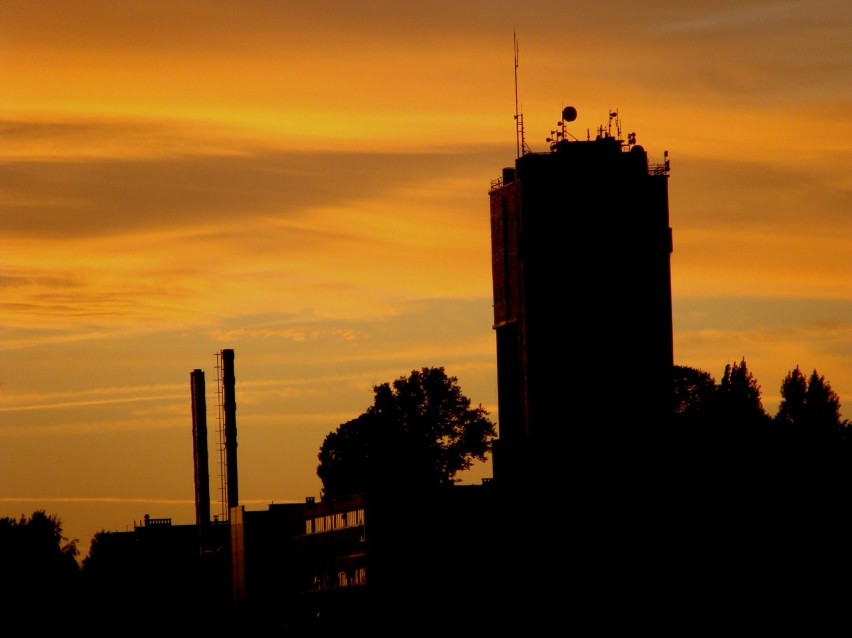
[0,496,195,505]
[0,383,185,414]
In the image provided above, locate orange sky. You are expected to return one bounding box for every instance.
[2,1,851,557]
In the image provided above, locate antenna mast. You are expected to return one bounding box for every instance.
[513,32,527,158]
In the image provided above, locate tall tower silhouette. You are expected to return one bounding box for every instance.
[220,348,239,512]
[488,106,673,487]
[190,368,211,534]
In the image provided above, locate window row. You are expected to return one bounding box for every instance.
[305,507,365,535]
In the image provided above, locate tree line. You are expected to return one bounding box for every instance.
[672,359,850,473]
[674,358,848,435]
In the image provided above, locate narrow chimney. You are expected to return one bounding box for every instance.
[221,349,239,510]
[190,369,211,535]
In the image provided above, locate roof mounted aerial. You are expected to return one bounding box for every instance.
[513,31,530,158]
[596,108,622,141]
[547,104,579,150]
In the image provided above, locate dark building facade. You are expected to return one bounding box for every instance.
[488,108,673,489]
[485,110,676,624]
[227,486,502,631]
[81,515,230,631]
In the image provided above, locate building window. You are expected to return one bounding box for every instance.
[306,507,366,535]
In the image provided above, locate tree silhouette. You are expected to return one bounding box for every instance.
[776,366,808,428]
[666,362,852,615]
[0,510,80,627]
[775,366,848,442]
[671,359,771,464]
[674,361,850,453]
[315,412,372,500]
[715,358,770,425]
[672,364,716,423]
[317,367,496,500]
[706,359,772,461]
[804,369,846,439]
[671,361,852,513]
[773,366,851,486]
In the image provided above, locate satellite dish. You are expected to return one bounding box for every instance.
[562,106,577,122]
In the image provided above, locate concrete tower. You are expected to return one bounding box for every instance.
[488,107,673,488]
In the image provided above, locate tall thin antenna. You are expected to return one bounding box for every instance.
[513,31,528,158]
[514,31,520,159]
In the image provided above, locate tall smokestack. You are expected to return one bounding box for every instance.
[221,349,239,511]
[190,369,211,534]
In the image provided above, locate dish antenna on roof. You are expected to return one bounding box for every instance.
[548,105,579,149]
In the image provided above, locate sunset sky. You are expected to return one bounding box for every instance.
[2,1,851,557]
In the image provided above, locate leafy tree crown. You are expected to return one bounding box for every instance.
[317,367,496,500]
